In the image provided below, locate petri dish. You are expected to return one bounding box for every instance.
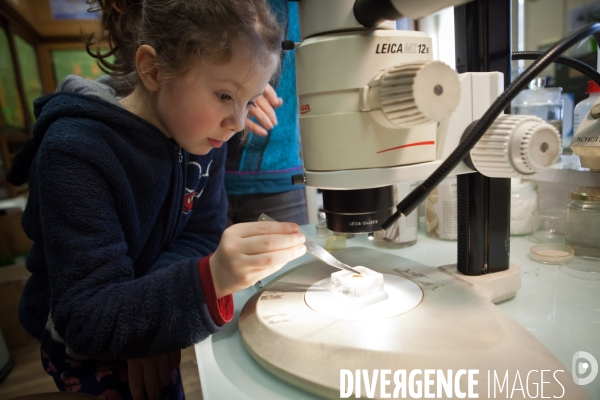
[530,244,574,264]
[560,256,600,280]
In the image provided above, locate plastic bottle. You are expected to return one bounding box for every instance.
[573,81,600,134]
[561,93,574,150]
[571,81,600,170]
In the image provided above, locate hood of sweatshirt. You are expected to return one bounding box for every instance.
[7,75,168,186]
[56,74,124,107]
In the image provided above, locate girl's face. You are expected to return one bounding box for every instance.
[154,41,278,155]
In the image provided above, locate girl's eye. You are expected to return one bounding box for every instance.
[246,101,257,109]
[216,93,232,102]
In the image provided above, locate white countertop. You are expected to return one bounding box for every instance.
[195,224,600,399]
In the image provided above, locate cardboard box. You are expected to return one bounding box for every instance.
[0,261,34,349]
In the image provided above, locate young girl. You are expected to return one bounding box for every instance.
[7,1,306,399]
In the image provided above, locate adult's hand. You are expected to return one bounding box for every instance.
[245,83,283,137]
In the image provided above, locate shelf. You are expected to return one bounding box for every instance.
[532,154,600,186]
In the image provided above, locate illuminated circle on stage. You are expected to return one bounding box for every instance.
[304,274,423,320]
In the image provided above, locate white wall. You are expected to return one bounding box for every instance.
[524,0,600,77]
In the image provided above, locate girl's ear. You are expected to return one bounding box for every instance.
[136,45,160,92]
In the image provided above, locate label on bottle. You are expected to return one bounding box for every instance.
[396,181,419,242]
[426,177,457,240]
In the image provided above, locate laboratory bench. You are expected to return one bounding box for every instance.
[195,222,600,399]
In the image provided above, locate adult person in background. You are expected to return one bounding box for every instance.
[226,0,309,226]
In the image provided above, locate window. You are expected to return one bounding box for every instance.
[14,34,43,123]
[0,27,25,129]
[52,48,113,84]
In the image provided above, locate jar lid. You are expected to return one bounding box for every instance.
[570,187,600,201]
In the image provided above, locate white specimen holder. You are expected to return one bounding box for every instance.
[305,272,422,320]
[331,266,384,298]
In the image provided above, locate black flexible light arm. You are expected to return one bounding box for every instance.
[381,22,600,230]
[512,51,600,87]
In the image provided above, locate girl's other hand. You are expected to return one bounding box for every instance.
[210,221,306,298]
[245,83,283,137]
[128,349,181,400]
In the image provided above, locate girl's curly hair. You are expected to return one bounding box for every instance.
[85,0,284,88]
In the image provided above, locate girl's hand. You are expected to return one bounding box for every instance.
[245,83,283,137]
[210,221,306,298]
[127,349,181,400]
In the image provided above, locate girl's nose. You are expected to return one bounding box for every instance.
[222,111,245,133]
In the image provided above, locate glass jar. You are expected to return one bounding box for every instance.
[510,178,538,236]
[512,78,563,163]
[425,177,457,240]
[532,208,567,244]
[566,187,600,258]
[315,211,329,238]
[511,78,564,136]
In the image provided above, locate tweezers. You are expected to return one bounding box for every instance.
[258,213,362,275]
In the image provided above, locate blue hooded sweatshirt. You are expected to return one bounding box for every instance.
[224,1,303,194]
[9,77,227,361]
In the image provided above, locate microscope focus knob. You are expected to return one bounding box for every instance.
[469,114,561,178]
[378,60,461,128]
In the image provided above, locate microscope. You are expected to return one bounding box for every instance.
[290,0,564,277]
[234,2,600,398]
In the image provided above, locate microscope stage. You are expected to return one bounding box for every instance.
[239,247,586,399]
